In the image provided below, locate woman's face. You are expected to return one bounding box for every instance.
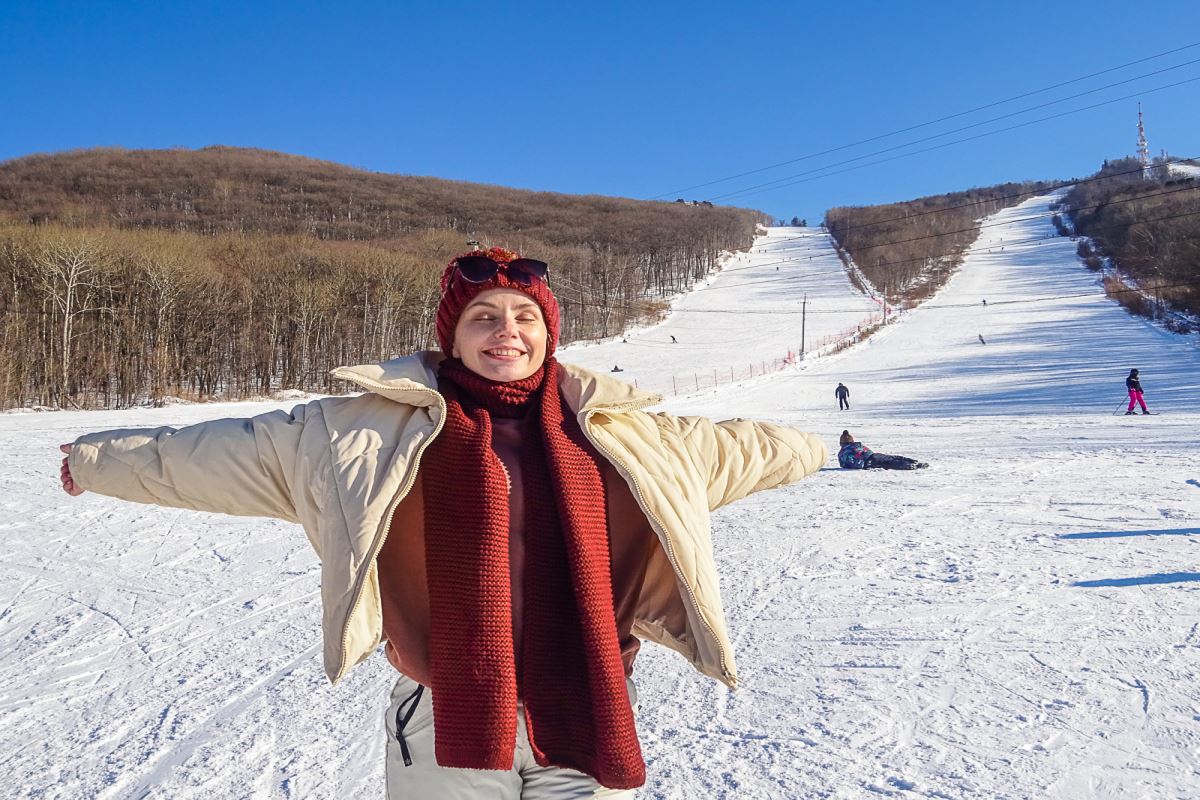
[452,288,548,382]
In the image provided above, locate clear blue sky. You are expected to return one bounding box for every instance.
[2,0,1197,222]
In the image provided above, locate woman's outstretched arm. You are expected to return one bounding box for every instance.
[60,402,329,524]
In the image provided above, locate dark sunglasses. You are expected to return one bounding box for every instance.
[453,255,549,287]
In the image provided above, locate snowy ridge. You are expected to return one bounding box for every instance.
[3,194,1200,798]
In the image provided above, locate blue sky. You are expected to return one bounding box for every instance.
[1,0,1197,222]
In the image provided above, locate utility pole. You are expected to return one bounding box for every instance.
[800,294,807,358]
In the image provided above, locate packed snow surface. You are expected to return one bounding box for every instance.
[558,227,881,395]
[3,194,1199,799]
[1167,162,1200,180]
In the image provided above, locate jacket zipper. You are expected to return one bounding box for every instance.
[581,406,736,687]
[333,380,447,683]
[327,373,734,686]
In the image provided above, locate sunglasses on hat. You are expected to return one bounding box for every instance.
[453,255,549,287]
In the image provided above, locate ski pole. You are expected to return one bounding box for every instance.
[1112,398,1128,416]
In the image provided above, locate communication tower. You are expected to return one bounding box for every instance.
[1136,103,1151,179]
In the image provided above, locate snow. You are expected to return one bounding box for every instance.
[4,194,1200,798]
[1167,162,1200,180]
[558,227,882,396]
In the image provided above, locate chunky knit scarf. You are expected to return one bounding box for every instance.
[421,357,645,789]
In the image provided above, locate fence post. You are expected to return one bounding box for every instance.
[672,376,677,396]
[694,374,698,391]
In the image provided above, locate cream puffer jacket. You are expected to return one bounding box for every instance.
[68,353,827,688]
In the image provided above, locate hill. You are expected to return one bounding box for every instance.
[1061,156,1199,326]
[823,180,1054,303]
[0,147,764,409]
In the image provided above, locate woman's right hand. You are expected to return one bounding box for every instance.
[59,444,85,496]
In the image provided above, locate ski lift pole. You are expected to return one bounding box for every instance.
[800,294,807,359]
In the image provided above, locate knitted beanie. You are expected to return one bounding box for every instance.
[435,247,560,357]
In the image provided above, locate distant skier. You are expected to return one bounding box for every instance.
[670,335,678,343]
[835,382,850,410]
[978,334,987,345]
[1125,368,1150,415]
[611,364,624,373]
[981,299,987,306]
[837,431,928,470]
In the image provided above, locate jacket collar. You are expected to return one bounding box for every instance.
[330,351,662,413]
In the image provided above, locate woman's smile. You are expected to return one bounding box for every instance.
[452,288,548,382]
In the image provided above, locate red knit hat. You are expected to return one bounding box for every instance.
[435,247,560,357]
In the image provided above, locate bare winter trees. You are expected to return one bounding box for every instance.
[0,149,761,409]
[825,182,1052,304]
[1064,158,1199,325]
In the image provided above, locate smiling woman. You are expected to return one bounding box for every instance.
[57,245,828,798]
[451,290,548,383]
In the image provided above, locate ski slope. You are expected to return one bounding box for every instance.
[3,198,1200,799]
[557,227,880,396]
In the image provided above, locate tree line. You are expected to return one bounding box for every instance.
[0,147,764,409]
[1062,157,1199,327]
[823,181,1052,303]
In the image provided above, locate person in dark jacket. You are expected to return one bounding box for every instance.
[1125,368,1149,415]
[837,430,927,470]
[835,383,850,410]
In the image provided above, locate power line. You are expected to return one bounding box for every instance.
[711,75,1200,202]
[653,40,1200,199]
[710,58,1200,201]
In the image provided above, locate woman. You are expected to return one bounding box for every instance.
[59,247,827,797]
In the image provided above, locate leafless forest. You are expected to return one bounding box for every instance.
[0,148,764,409]
[823,181,1054,304]
[1063,157,1199,326]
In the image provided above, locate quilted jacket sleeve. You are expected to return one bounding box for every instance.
[665,416,828,511]
[67,402,328,524]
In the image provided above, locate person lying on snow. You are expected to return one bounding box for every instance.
[837,430,928,470]
[58,246,828,798]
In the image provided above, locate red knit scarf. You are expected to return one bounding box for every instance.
[421,357,645,789]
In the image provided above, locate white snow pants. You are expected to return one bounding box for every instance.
[384,673,638,799]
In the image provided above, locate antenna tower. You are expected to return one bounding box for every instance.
[1136,102,1151,179]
